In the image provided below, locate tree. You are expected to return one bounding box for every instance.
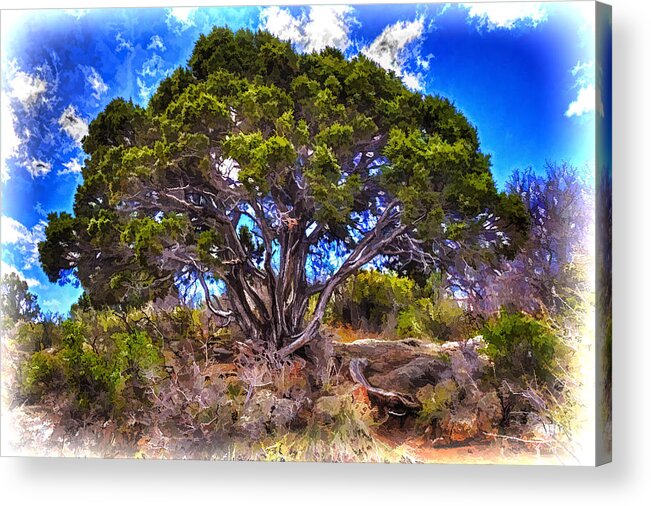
[39,28,527,357]
[467,162,591,316]
[0,272,41,322]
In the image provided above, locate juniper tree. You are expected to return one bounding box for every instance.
[0,272,41,322]
[39,28,527,356]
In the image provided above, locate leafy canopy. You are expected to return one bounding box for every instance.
[39,28,527,351]
[1,273,41,322]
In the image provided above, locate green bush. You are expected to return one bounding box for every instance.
[59,320,162,415]
[328,270,415,332]
[21,350,64,399]
[112,330,163,379]
[481,311,560,383]
[15,316,64,352]
[59,321,122,413]
[415,379,458,428]
[326,270,471,341]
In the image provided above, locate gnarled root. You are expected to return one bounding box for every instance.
[348,358,422,417]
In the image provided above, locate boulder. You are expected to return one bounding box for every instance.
[334,337,490,399]
[441,408,479,442]
[334,338,447,374]
[477,391,503,433]
[368,356,449,393]
[334,336,504,442]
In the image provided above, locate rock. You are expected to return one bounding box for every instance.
[271,397,300,428]
[442,408,479,442]
[333,336,500,443]
[441,341,461,352]
[368,356,449,393]
[334,338,452,395]
[334,338,446,373]
[477,391,503,433]
[466,335,487,350]
[447,338,491,391]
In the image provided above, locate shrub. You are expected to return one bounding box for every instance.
[59,321,123,414]
[327,270,414,331]
[112,330,163,380]
[481,311,560,383]
[21,350,64,399]
[415,379,459,429]
[15,314,64,352]
[59,320,162,416]
[326,270,472,341]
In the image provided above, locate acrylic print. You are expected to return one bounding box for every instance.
[0,2,611,465]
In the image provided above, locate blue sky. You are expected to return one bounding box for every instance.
[0,2,598,314]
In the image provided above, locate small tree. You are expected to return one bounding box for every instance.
[0,272,41,322]
[39,28,527,356]
[468,162,591,316]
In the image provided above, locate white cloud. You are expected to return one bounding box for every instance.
[147,35,166,52]
[64,9,90,20]
[41,299,62,310]
[4,62,48,110]
[465,2,548,30]
[260,5,355,53]
[361,17,426,91]
[572,1,596,48]
[565,60,602,118]
[140,54,167,78]
[115,32,134,52]
[58,105,89,146]
[1,215,46,270]
[166,7,197,34]
[137,77,157,102]
[2,60,54,183]
[565,85,596,118]
[401,73,422,91]
[1,261,41,288]
[81,66,108,100]
[57,157,84,176]
[24,159,52,178]
[136,54,171,104]
[1,92,20,183]
[1,215,30,245]
[33,202,48,218]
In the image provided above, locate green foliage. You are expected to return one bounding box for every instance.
[149,67,196,115]
[38,26,528,346]
[38,211,78,284]
[416,379,458,428]
[395,297,465,341]
[481,311,560,383]
[197,229,224,266]
[82,98,146,155]
[15,315,63,352]
[121,213,189,263]
[327,270,471,341]
[112,330,163,378]
[21,351,64,399]
[48,317,163,415]
[59,320,123,413]
[1,273,41,322]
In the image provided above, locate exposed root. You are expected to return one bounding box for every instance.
[348,358,422,415]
